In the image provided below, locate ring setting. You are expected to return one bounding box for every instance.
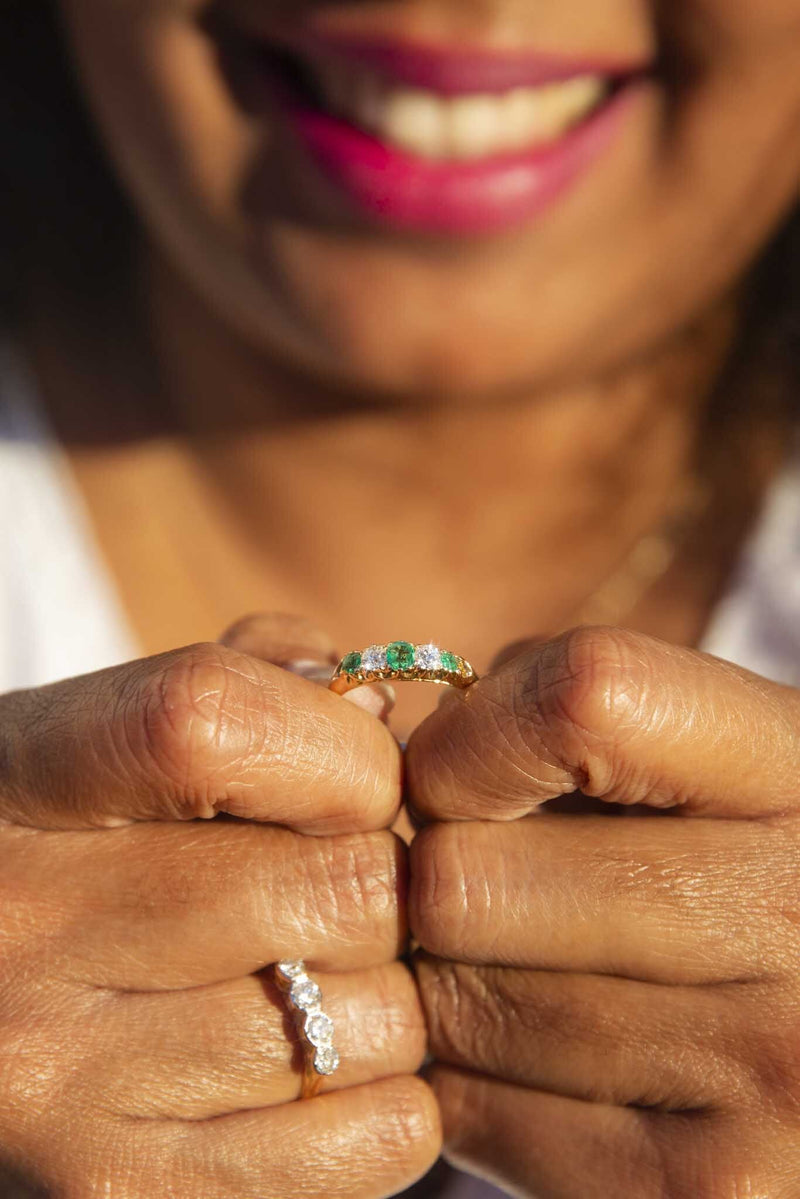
[275,959,339,1098]
[329,641,477,693]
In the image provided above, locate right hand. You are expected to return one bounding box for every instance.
[0,615,440,1198]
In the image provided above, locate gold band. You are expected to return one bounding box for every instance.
[329,641,477,694]
[302,1058,324,1101]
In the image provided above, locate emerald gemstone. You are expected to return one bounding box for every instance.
[440,651,459,673]
[341,651,362,675]
[386,641,415,671]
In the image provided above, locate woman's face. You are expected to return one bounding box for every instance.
[59,0,800,398]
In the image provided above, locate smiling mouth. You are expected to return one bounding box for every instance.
[208,13,653,233]
[260,45,619,163]
[215,16,650,161]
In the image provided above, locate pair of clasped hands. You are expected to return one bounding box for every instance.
[3,613,800,1198]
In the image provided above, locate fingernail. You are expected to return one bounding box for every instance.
[285,660,396,720]
[343,682,397,720]
[284,658,336,685]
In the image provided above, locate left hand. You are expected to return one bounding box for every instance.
[406,626,800,1199]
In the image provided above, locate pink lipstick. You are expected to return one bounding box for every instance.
[241,27,651,235]
[276,29,647,95]
[288,90,636,235]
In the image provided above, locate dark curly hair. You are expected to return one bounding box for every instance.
[1,0,799,416]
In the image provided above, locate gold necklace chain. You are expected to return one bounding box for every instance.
[571,478,709,627]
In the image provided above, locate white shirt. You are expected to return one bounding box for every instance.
[0,343,136,689]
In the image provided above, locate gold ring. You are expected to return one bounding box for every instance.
[329,641,477,694]
[274,960,339,1100]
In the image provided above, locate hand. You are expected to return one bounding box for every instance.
[406,625,800,1198]
[0,614,440,1198]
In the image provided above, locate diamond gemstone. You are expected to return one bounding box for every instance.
[276,959,306,982]
[315,1045,340,1075]
[415,643,442,671]
[290,977,321,1009]
[361,644,388,672]
[304,1011,334,1046]
[386,641,415,671]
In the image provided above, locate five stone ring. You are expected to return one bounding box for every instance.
[329,640,478,693]
[274,960,339,1100]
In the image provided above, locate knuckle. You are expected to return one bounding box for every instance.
[415,958,488,1063]
[527,625,655,791]
[409,824,473,956]
[409,626,663,819]
[535,625,651,739]
[303,832,405,943]
[417,958,539,1070]
[129,643,278,819]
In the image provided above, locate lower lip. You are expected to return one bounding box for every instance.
[277,84,638,236]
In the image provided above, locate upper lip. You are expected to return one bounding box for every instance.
[251,26,653,95]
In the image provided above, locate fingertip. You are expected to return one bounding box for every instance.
[342,682,397,721]
[219,612,339,666]
[284,659,338,684]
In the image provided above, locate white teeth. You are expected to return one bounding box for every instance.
[448,96,504,159]
[552,75,606,125]
[503,88,549,151]
[384,89,446,158]
[308,58,608,160]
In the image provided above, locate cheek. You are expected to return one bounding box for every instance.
[60,0,259,250]
[662,0,800,79]
[688,0,800,31]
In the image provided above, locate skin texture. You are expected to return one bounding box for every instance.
[0,615,440,1197]
[4,0,800,1194]
[405,627,800,1196]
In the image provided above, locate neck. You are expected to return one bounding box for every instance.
[29,246,776,731]
[143,249,741,625]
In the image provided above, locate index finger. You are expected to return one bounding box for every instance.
[406,625,800,821]
[0,642,400,832]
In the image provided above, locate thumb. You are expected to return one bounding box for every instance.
[219,611,338,668]
[219,612,396,721]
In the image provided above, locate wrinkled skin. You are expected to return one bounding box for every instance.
[406,626,800,1197]
[0,615,440,1197]
[5,0,800,1192]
